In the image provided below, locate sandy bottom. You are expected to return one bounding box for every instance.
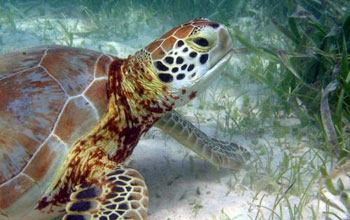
[130,132,320,220]
[129,120,349,220]
[131,137,252,220]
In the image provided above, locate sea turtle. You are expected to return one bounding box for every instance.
[0,18,247,220]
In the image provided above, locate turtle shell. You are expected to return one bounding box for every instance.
[0,46,114,218]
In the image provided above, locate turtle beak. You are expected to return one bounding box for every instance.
[209,26,234,68]
[194,25,233,95]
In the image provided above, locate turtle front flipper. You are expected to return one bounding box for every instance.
[63,166,148,220]
[155,111,250,169]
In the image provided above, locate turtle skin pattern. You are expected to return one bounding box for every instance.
[0,18,241,220]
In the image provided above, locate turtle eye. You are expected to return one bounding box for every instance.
[192,37,209,47]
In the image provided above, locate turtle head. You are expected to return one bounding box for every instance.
[143,18,234,107]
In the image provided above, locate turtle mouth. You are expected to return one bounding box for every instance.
[207,49,233,73]
[194,49,233,92]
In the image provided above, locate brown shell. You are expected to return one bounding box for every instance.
[0,46,114,217]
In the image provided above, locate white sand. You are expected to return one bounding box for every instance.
[129,129,343,220]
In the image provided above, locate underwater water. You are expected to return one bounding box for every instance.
[0,0,350,219]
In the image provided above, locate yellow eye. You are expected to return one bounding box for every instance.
[187,37,212,52]
[186,28,217,52]
[192,37,209,47]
